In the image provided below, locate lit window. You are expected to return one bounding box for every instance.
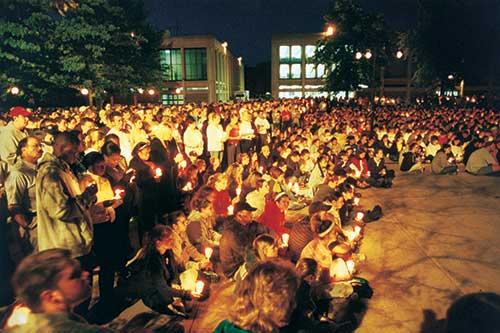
[279,91,303,99]
[291,45,302,62]
[317,64,326,78]
[185,48,207,81]
[279,46,290,62]
[305,45,316,60]
[160,49,182,81]
[306,64,316,79]
[291,64,301,79]
[279,64,290,79]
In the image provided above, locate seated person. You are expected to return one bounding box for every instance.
[186,195,220,252]
[465,141,500,176]
[367,148,394,188]
[213,259,300,333]
[219,202,269,279]
[7,249,111,332]
[431,144,458,175]
[400,143,425,173]
[257,192,291,235]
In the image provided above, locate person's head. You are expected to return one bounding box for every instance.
[296,258,318,284]
[53,132,81,165]
[444,292,500,333]
[232,259,300,333]
[310,212,338,243]
[170,211,187,233]
[104,133,120,147]
[253,234,279,261]
[234,201,257,225]
[211,173,228,191]
[148,225,175,255]
[261,145,270,156]
[374,148,384,160]
[275,192,290,212]
[109,111,123,130]
[17,136,43,164]
[12,249,91,313]
[132,142,151,161]
[82,152,106,177]
[80,118,96,134]
[10,106,31,131]
[441,143,452,154]
[101,141,122,168]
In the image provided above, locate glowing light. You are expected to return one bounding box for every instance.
[10,86,20,95]
[130,32,135,37]
[114,188,125,200]
[236,187,241,196]
[148,88,155,96]
[281,233,289,246]
[137,88,144,94]
[364,51,372,59]
[237,57,242,66]
[227,205,234,215]
[175,87,182,94]
[325,25,335,36]
[356,212,364,221]
[355,52,363,60]
[182,182,193,192]
[346,260,355,274]
[204,247,213,260]
[80,88,89,96]
[195,280,205,294]
[6,305,31,328]
[221,42,228,48]
[448,74,454,80]
[179,160,187,169]
[396,50,404,59]
[353,197,360,205]
[155,167,162,178]
[259,166,264,173]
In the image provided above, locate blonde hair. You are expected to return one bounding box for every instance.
[231,259,299,333]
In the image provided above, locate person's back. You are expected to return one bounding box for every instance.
[431,150,448,174]
[465,147,494,174]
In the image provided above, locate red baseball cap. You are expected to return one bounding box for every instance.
[9,106,31,118]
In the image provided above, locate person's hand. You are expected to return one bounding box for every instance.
[90,203,110,224]
[111,198,123,209]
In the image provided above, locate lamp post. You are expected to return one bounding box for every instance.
[80,88,93,106]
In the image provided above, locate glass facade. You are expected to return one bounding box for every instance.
[279,45,302,79]
[185,48,207,81]
[162,94,184,105]
[160,49,182,81]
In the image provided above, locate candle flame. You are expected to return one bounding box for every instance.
[6,305,31,328]
[195,280,204,294]
[281,233,290,246]
[204,247,213,260]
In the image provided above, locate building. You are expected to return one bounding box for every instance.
[272,32,500,102]
[271,33,329,99]
[159,34,245,105]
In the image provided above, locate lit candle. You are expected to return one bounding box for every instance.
[182,182,193,192]
[355,212,364,221]
[155,167,162,178]
[346,260,355,274]
[204,247,213,260]
[354,226,362,234]
[175,153,183,160]
[6,304,31,328]
[195,280,204,295]
[281,233,290,246]
[354,197,360,206]
[179,160,187,169]
[129,175,136,183]
[259,166,264,173]
[114,188,125,200]
[227,205,234,215]
[236,187,241,196]
[448,157,454,164]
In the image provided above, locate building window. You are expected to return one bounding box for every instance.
[160,49,182,81]
[291,45,302,62]
[279,46,290,63]
[185,48,207,81]
[161,94,184,105]
[317,64,326,78]
[305,45,316,60]
[290,64,301,79]
[279,64,290,79]
[279,91,303,98]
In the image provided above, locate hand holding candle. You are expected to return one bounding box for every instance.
[194,280,205,296]
[281,233,289,247]
[355,212,364,222]
[114,188,125,200]
[204,247,213,260]
[353,197,360,206]
[154,167,162,180]
[227,205,234,215]
[236,187,241,197]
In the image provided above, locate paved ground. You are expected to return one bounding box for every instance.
[120,170,500,333]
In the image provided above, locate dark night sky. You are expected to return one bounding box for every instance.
[145,0,418,66]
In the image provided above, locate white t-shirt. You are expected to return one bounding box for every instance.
[206,123,225,152]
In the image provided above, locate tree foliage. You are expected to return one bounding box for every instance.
[314,0,393,93]
[0,0,161,107]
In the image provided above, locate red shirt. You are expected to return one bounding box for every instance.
[213,189,231,216]
[258,198,290,235]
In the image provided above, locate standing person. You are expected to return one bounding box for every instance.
[106,112,132,162]
[206,113,225,161]
[5,136,43,263]
[8,249,111,333]
[239,111,255,154]
[225,114,241,166]
[183,117,204,158]
[0,106,30,165]
[254,111,270,153]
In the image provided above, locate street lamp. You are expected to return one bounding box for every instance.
[237,57,242,66]
[137,88,144,94]
[9,86,20,95]
[448,74,454,80]
[396,50,404,59]
[80,88,89,96]
[364,51,372,59]
[355,51,363,60]
[147,88,155,96]
[325,25,336,37]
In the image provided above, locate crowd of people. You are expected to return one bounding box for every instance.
[0,98,499,332]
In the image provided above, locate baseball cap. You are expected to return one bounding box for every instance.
[10,106,31,118]
[234,201,257,213]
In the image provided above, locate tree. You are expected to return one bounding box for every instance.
[0,0,161,107]
[314,0,393,96]
[405,0,500,96]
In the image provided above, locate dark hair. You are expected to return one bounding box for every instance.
[445,292,500,333]
[101,141,121,157]
[82,151,105,169]
[16,136,30,157]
